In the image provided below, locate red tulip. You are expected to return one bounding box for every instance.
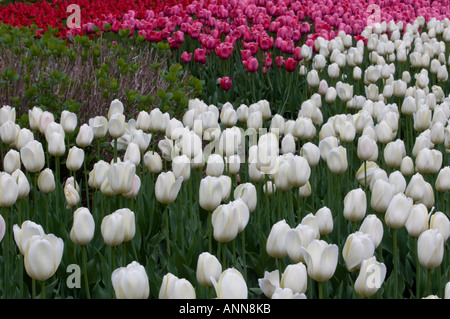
[215,42,234,60]
[284,58,297,72]
[243,57,258,72]
[218,76,232,91]
[194,48,207,64]
[181,51,192,63]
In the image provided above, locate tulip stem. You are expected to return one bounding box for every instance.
[208,210,212,253]
[393,228,398,298]
[242,230,247,281]
[83,157,90,211]
[41,280,46,299]
[415,237,420,298]
[2,206,9,298]
[426,268,432,297]
[165,205,170,256]
[113,138,118,163]
[82,245,91,299]
[318,281,323,299]
[32,279,36,299]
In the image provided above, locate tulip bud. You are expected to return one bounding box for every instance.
[199,176,223,212]
[24,233,64,281]
[343,188,367,222]
[75,123,94,148]
[405,173,435,209]
[327,146,348,174]
[357,135,378,162]
[47,132,66,157]
[60,110,78,134]
[206,154,225,177]
[108,113,126,139]
[70,207,95,246]
[315,207,333,236]
[159,272,196,299]
[418,229,444,269]
[20,140,45,173]
[155,171,183,205]
[3,149,20,174]
[66,146,85,172]
[281,134,296,155]
[143,151,163,174]
[280,263,308,295]
[101,211,125,247]
[212,268,247,299]
[384,192,413,229]
[384,139,406,168]
[89,116,108,138]
[266,219,290,259]
[64,178,80,208]
[196,252,222,287]
[234,183,257,213]
[359,214,384,248]
[225,155,241,175]
[400,156,415,176]
[354,256,387,297]
[370,179,395,213]
[342,231,375,271]
[112,261,150,299]
[429,211,450,242]
[0,172,19,207]
[415,148,442,174]
[288,156,311,188]
[12,169,30,200]
[405,204,430,238]
[211,203,239,243]
[286,224,318,263]
[37,168,55,194]
[108,161,136,195]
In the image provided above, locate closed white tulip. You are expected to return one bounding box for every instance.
[3,149,21,174]
[211,268,247,299]
[143,151,163,174]
[234,183,257,213]
[199,176,223,211]
[211,203,239,243]
[206,154,225,177]
[70,207,95,246]
[342,232,375,271]
[60,110,78,134]
[343,188,367,222]
[24,234,64,281]
[405,204,430,238]
[359,214,384,248]
[429,211,450,242]
[112,261,150,299]
[266,219,290,259]
[315,207,333,236]
[327,146,348,175]
[370,179,395,213]
[415,148,442,174]
[418,229,444,269]
[354,256,387,297]
[280,263,308,295]
[89,116,108,138]
[155,171,183,205]
[108,161,136,195]
[0,172,19,207]
[66,146,85,172]
[38,168,55,194]
[196,252,222,287]
[12,169,30,200]
[159,273,196,299]
[384,192,413,229]
[76,124,94,148]
[20,140,45,173]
